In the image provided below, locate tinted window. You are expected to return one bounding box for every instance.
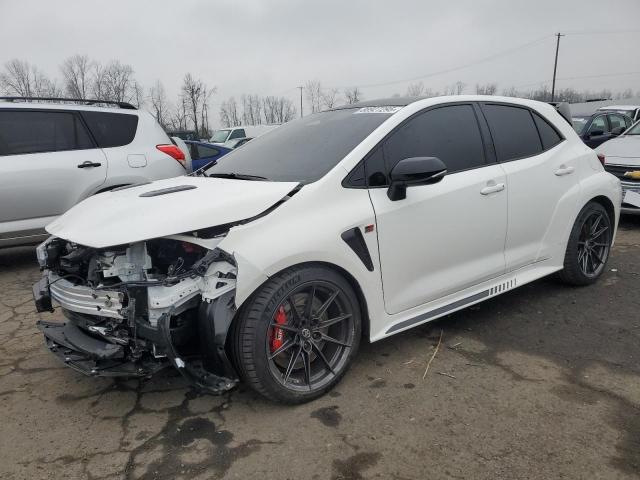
[482,104,542,161]
[532,112,563,150]
[197,145,219,158]
[228,129,246,140]
[205,109,394,183]
[81,111,138,148]
[384,105,486,174]
[0,110,93,156]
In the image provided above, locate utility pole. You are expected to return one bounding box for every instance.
[297,86,303,118]
[551,32,564,102]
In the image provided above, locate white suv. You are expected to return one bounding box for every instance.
[0,98,187,248]
[33,96,620,403]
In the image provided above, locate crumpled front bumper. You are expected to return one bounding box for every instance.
[37,320,168,378]
[32,271,240,394]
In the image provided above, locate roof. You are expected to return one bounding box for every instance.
[0,96,137,113]
[332,97,423,110]
[569,97,640,116]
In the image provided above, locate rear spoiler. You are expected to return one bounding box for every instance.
[548,102,572,125]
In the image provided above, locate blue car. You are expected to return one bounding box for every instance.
[185,141,232,171]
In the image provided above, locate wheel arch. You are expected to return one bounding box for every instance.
[589,194,616,225]
[232,260,371,343]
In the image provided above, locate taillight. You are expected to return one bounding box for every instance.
[157,144,186,168]
[597,153,606,167]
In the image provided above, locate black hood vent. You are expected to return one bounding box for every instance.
[139,185,197,197]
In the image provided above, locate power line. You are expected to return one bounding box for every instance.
[326,34,552,90]
[514,70,640,89]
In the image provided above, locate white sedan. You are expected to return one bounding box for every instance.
[33,95,620,403]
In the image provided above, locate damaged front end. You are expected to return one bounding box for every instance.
[33,234,240,394]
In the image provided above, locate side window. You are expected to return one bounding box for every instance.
[0,110,93,156]
[482,104,542,161]
[383,104,486,175]
[609,114,628,133]
[229,129,246,140]
[81,111,138,148]
[532,112,563,150]
[588,115,609,134]
[197,145,219,158]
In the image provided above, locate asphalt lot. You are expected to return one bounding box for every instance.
[1,220,639,480]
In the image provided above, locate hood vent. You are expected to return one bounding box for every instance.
[139,185,197,197]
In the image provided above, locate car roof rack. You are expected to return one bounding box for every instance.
[0,96,137,109]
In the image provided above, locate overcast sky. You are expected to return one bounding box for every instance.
[1,0,639,127]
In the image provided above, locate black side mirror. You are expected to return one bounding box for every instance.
[387,157,447,201]
[589,129,605,137]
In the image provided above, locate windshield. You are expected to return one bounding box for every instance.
[572,117,588,134]
[210,129,231,142]
[205,108,396,183]
[626,121,640,135]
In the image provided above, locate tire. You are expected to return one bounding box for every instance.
[559,201,612,286]
[230,264,361,404]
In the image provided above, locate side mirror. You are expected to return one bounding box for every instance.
[387,157,447,201]
[589,129,605,137]
[611,126,625,136]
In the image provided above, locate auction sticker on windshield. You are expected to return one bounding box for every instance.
[354,106,403,114]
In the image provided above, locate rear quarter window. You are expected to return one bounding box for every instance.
[482,104,543,161]
[532,112,563,150]
[0,110,93,155]
[81,111,138,148]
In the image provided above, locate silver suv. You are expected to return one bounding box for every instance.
[0,98,187,248]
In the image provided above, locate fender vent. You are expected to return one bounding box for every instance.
[341,227,374,271]
[489,279,516,296]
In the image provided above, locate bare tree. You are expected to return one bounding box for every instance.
[305,80,323,113]
[321,88,340,109]
[406,82,425,97]
[344,86,363,104]
[262,96,296,124]
[219,97,242,127]
[181,73,215,136]
[103,60,136,102]
[241,94,263,125]
[475,83,497,95]
[501,86,519,97]
[0,59,59,96]
[454,81,466,95]
[149,80,170,128]
[60,54,93,98]
[168,97,189,132]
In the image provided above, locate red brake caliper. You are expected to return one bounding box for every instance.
[270,305,287,352]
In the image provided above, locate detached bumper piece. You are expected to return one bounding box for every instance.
[37,321,168,378]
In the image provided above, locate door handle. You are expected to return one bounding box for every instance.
[555,166,574,176]
[77,161,102,169]
[480,183,505,195]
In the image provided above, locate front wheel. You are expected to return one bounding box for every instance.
[559,202,613,286]
[230,265,361,403]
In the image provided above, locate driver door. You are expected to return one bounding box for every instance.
[367,104,508,315]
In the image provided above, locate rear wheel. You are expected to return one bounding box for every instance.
[559,202,612,285]
[231,265,361,403]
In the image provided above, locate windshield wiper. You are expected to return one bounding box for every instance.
[207,172,268,181]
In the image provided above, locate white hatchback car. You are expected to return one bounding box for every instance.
[33,96,620,403]
[0,98,187,247]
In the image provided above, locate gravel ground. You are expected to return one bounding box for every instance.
[1,218,639,480]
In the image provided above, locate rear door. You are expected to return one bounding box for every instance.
[480,103,574,270]
[368,103,508,314]
[0,109,107,237]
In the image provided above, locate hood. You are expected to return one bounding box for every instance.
[47,176,298,248]
[598,135,640,160]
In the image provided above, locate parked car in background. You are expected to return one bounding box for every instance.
[224,137,252,149]
[209,125,278,145]
[0,97,186,248]
[598,119,640,214]
[184,140,232,171]
[33,96,619,403]
[166,130,200,141]
[598,105,640,122]
[571,111,633,148]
